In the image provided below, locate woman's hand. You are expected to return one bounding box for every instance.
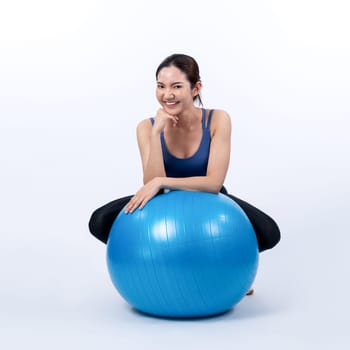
[152,108,178,134]
[125,177,163,214]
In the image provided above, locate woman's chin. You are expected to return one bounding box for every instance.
[164,103,181,114]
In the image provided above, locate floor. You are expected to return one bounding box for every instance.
[1,169,349,350]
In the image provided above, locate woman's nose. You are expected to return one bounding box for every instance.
[165,91,175,100]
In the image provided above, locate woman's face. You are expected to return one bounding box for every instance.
[156,65,199,115]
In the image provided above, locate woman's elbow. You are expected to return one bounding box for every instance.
[209,179,224,193]
[213,185,223,193]
[206,172,225,193]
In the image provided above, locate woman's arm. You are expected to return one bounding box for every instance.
[137,109,178,184]
[160,109,231,193]
[125,110,231,213]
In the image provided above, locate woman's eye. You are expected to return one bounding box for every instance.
[174,85,182,89]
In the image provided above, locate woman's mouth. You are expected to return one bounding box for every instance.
[164,101,178,106]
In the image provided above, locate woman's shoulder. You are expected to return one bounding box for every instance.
[136,118,154,145]
[209,109,231,126]
[137,117,153,130]
[210,108,230,117]
[206,109,231,138]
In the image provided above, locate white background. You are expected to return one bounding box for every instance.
[1,0,349,349]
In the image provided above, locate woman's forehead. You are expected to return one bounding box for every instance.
[157,66,188,83]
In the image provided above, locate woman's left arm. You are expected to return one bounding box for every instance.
[125,110,231,213]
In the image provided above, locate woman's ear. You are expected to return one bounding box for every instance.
[192,81,202,98]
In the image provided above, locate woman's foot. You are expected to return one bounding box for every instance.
[246,289,254,296]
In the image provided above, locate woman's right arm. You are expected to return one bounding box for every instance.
[137,109,178,184]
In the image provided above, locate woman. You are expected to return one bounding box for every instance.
[89,53,280,253]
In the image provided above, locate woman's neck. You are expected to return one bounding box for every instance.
[176,107,202,130]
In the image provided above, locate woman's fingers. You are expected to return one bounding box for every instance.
[171,116,179,127]
[154,109,178,130]
[125,179,161,214]
[125,194,150,214]
[125,195,139,213]
[139,196,150,210]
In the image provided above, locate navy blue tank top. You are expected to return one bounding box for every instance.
[150,108,214,177]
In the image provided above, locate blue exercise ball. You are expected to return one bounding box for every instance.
[107,190,259,318]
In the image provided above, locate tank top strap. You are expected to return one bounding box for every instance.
[201,108,206,128]
[203,109,214,129]
[151,112,213,128]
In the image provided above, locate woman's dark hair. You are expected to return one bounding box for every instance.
[156,54,203,105]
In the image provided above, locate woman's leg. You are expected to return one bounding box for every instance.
[89,189,281,250]
[88,195,133,244]
[220,187,281,252]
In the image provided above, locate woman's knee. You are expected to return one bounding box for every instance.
[88,209,105,241]
[258,216,281,252]
[222,191,281,252]
[88,208,101,236]
[88,196,134,244]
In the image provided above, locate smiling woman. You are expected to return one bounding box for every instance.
[88,53,281,253]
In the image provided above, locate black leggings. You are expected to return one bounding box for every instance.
[88,187,280,252]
